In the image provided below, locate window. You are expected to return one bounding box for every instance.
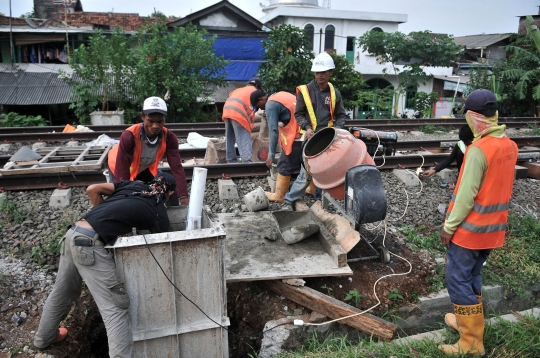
[304,24,314,51]
[324,25,335,51]
[371,27,383,32]
[346,36,355,63]
[405,86,417,109]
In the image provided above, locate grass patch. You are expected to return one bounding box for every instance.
[275,312,540,357]
[420,124,448,134]
[526,123,540,136]
[399,225,446,254]
[0,199,28,225]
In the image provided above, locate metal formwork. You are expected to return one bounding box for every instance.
[108,207,229,358]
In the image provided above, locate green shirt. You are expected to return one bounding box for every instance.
[444,125,507,234]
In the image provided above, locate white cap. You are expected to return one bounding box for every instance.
[142,96,167,115]
[311,52,335,72]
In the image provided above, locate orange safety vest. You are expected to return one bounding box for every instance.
[222,86,256,133]
[445,136,518,249]
[108,124,168,180]
[296,82,336,132]
[268,92,300,156]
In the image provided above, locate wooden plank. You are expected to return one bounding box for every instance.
[218,212,352,282]
[263,280,398,341]
[521,162,540,179]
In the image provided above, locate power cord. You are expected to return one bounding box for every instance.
[141,234,291,339]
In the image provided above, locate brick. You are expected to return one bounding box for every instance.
[218,179,239,200]
[49,189,72,208]
[515,165,528,179]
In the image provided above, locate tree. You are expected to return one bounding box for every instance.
[328,53,367,111]
[63,30,135,123]
[411,91,439,118]
[356,87,394,119]
[356,30,461,116]
[257,24,314,94]
[132,22,227,122]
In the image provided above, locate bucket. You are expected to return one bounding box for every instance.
[304,127,375,200]
[244,186,269,212]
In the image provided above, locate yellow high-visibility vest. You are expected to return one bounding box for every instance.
[296,83,336,132]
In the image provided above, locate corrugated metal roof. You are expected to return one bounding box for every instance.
[0,71,74,105]
[453,34,510,49]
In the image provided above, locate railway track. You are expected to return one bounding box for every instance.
[1,117,539,141]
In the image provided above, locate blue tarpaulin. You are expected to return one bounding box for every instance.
[212,36,266,81]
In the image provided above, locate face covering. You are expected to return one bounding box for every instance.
[465,110,500,142]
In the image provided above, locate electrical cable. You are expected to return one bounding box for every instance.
[141,234,291,340]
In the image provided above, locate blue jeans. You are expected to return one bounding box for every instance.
[225,118,252,163]
[446,242,491,305]
[284,165,312,204]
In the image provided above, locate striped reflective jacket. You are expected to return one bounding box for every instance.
[268,91,300,156]
[446,135,518,249]
[296,82,335,132]
[222,86,256,132]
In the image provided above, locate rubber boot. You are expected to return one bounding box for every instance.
[445,295,482,331]
[439,303,485,356]
[265,174,291,203]
[305,180,316,196]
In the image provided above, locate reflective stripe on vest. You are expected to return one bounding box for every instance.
[457,140,467,153]
[445,135,518,249]
[222,86,256,132]
[108,124,168,180]
[268,91,299,156]
[296,83,336,132]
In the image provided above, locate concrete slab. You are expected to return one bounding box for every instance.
[515,165,528,179]
[31,142,46,151]
[49,188,72,208]
[436,168,456,183]
[218,179,239,200]
[0,144,11,152]
[66,141,79,147]
[393,169,420,187]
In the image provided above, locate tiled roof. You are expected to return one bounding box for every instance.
[59,12,158,31]
[0,15,27,26]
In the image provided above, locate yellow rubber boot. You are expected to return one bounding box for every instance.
[265,174,291,203]
[439,303,485,356]
[305,180,316,196]
[445,295,482,331]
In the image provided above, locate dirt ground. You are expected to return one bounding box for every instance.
[0,222,434,358]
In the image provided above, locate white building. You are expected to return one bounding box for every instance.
[260,0,453,118]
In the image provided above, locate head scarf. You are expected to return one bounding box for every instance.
[465,110,505,142]
[131,171,177,204]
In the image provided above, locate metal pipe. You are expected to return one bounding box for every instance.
[9,0,14,66]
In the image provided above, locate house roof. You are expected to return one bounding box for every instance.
[167,0,264,30]
[0,16,28,26]
[60,12,157,31]
[259,6,407,24]
[453,34,511,49]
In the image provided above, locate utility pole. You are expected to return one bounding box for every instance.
[9,0,14,66]
[64,0,69,60]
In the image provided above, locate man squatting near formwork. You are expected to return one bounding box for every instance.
[282,52,348,209]
[108,96,189,206]
[438,89,518,356]
[33,173,176,358]
[249,89,302,202]
[222,78,264,163]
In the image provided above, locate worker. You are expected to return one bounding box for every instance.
[282,52,348,210]
[422,125,474,177]
[439,89,518,356]
[222,77,263,163]
[34,173,177,357]
[250,89,301,202]
[107,96,189,206]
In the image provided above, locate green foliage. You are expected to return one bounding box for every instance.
[0,113,47,127]
[356,87,394,118]
[399,225,446,253]
[344,289,362,307]
[132,22,227,122]
[411,91,439,118]
[420,124,447,134]
[527,122,540,135]
[357,30,461,116]
[387,288,403,303]
[320,284,333,296]
[0,199,27,224]
[257,24,314,94]
[429,263,446,292]
[327,53,367,111]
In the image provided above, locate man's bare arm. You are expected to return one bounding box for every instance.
[87,183,115,206]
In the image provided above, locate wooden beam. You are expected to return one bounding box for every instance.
[263,280,398,341]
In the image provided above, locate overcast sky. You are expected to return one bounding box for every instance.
[2,0,538,37]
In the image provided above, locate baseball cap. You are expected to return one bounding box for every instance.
[463,89,497,115]
[250,89,266,109]
[247,77,263,90]
[142,96,167,116]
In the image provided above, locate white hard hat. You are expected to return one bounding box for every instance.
[142,96,167,115]
[311,52,335,72]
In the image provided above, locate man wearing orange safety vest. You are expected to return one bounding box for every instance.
[250,89,301,202]
[222,78,263,163]
[282,52,347,210]
[108,96,189,206]
[438,89,518,356]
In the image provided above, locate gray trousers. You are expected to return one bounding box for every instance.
[34,227,133,358]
